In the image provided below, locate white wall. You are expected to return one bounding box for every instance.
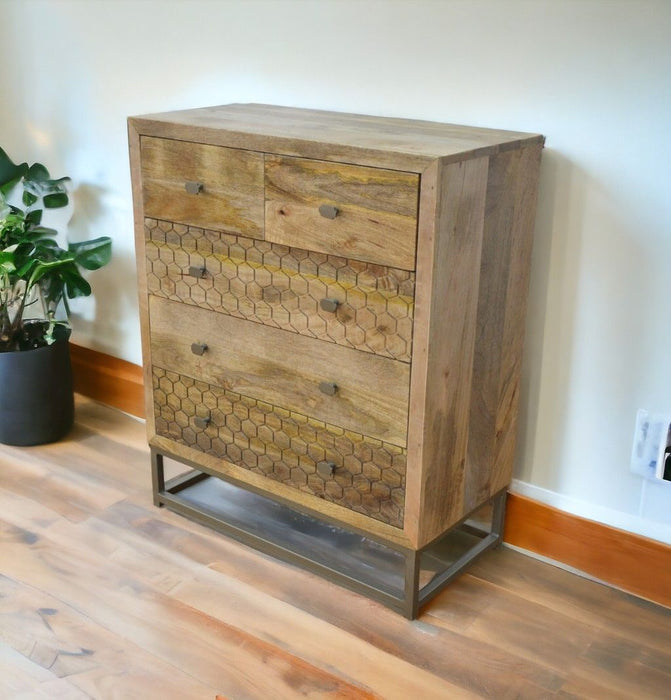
[2,0,670,543]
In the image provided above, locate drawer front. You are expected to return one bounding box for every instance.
[145,218,415,363]
[265,155,419,270]
[140,137,264,237]
[149,296,410,447]
[153,366,406,528]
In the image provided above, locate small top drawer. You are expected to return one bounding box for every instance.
[265,156,419,270]
[140,137,265,237]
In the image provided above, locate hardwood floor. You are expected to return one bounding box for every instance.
[1,397,670,699]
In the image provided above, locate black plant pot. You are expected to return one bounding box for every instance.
[0,340,74,446]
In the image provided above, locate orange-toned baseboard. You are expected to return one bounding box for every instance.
[504,493,670,608]
[70,344,670,608]
[70,343,145,419]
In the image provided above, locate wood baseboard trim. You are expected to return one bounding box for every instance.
[504,492,670,608]
[70,343,145,419]
[70,344,670,608]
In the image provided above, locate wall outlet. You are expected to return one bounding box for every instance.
[631,409,671,480]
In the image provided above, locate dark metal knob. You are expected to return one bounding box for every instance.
[318,204,339,220]
[318,381,338,396]
[317,461,336,478]
[188,265,206,278]
[185,181,203,195]
[319,298,340,313]
[194,415,210,430]
[190,342,208,356]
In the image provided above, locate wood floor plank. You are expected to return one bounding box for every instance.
[426,574,598,674]
[0,575,218,699]
[85,497,565,697]
[0,642,64,697]
[0,492,475,699]
[0,515,390,699]
[0,449,126,524]
[1,396,670,699]
[562,636,671,700]
[468,547,671,655]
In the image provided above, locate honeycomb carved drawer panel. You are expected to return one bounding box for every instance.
[152,366,406,528]
[145,218,415,362]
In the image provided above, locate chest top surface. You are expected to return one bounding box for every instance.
[129,103,543,172]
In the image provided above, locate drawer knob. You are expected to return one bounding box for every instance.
[318,381,338,396]
[194,415,211,430]
[190,342,208,356]
[188,265,207,278]
[185,181,204,195]
[316,461,336,478]
[318,204,339,220]
[319,298,340,313]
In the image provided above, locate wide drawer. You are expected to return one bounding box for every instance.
[152,366,406,528]
[145,218,415,363]
[265,155,419,270]
[140,137,264,237]
[149,296,410,447]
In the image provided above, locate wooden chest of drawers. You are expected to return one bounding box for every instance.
[129,104,543,616]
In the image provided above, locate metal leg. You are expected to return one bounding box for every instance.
[149,452,510,619]
[416,489,509,611]
[491,489,507,545]
[150,449,165,507]
[403,549,420,619]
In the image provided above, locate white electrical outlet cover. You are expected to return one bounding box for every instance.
[631,409,671,479]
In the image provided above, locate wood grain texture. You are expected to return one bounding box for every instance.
[128,120,156,438]
[150,433,413,548]
[145,218,416,362]
[149,295,410,447]
[465,144,543,511]
[489,144,543,495]
[505,493,671,608]
[129,103,544,173]
[140,136,264,236]
[2,397,669,699]
[405,157,489,548]
[152,365,407,528]
[265,155,419,269]
[70,343,144,419]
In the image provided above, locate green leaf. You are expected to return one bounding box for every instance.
[26,162,50,182]
[34,238,59,249]
[43,192,69,209]
[48,176,70,187]
[29,225,57,237]
[62,265,92,298]
[28,258,72,287]
[0,250,16,274]
[0,147,28,192]
[15,257,38,277]
[23,192,40,209]
[23,208,42,226]
[69,236,112,270]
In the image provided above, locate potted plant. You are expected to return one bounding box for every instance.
[0,146,111,446]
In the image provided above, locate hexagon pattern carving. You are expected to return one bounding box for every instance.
[145,218,414,362]
[153,366,406,528]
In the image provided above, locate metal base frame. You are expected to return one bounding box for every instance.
[151,448,507,619]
